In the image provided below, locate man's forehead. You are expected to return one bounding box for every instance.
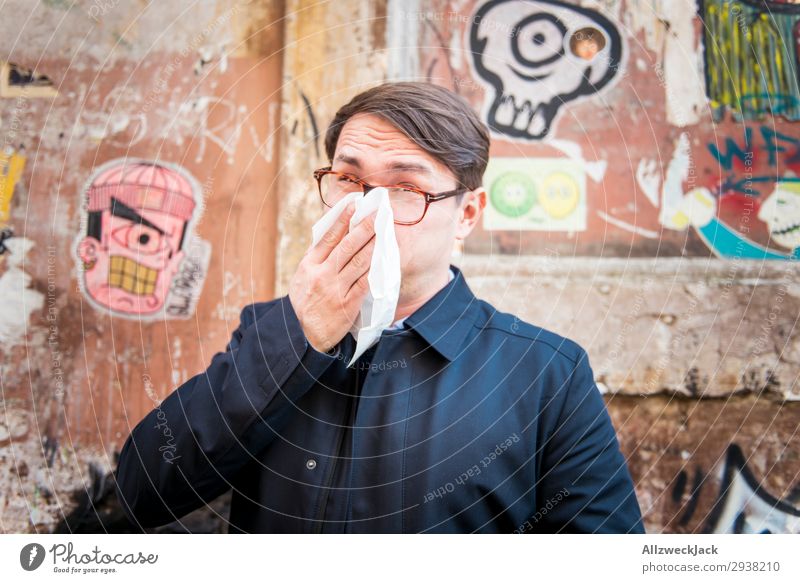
[334,149,436,176]
[335,114,450,176]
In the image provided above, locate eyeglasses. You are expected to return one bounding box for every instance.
[313,166,468,225]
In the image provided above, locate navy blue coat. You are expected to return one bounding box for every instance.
[115,264,645,533]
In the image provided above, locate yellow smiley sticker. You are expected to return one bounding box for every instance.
[539,172,579,219]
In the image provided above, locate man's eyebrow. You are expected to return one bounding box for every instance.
[110,197,166,235]
[334,153,361,168]
[334,153,433,176]
[385,160,433,176]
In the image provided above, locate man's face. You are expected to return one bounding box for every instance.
[331,113,485,297]
[77,208,186,314]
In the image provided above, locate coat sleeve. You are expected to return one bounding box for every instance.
[114,295,341,528]
[532,349,645,533]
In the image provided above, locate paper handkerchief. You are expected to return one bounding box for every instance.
[310,187,401,367]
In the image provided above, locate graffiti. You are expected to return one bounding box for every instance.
[671,466,708,527]
[671,180,800,259]
[0,62,57,98]
[299,90,321,158]
[420,15,462,97]
[468,0,624,140]
[634,134,694,236]
[164,238,211,318]
[161,96,247,164]
[669,444,800,533]
[73,158,210,319]
[0,151,24,258]
[636,158,661,209]
[482,157,586,231]
[78,87,273,164]
[0,150,25,226]
[288,87,322,163]
[80,86,148,147]
[249,100,279,164]
[706,444,800,533]
[0,227,12,255]
[708,124,800,192]
[597,210,659,239]
[700,0,800,121]
[194,42,230,76]
[661,124,800,259]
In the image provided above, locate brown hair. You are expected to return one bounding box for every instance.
[324,82,490,198]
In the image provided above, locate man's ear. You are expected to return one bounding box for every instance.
[456,187,486,240]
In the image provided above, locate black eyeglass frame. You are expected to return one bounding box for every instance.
[313,166,469,225]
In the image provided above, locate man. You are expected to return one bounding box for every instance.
[115,81,645,533]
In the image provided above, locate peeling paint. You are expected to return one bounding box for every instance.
[548,138,608,183]
[659,131,692,226]
[635,157,661,208]
[661,0,705,126]
[624,0,704,126]
[0,237,44,347]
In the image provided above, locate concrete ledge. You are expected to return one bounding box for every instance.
[459,255,800,401]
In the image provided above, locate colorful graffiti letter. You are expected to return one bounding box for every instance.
[701,0,800,121]
[469,0,623,140]
[74,159,210,319]
[0,150,25,226]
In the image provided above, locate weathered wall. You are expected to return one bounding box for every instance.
[1,0,798,534]
[0,0,286,532]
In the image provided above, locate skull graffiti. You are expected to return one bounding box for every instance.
[469,0,624,140]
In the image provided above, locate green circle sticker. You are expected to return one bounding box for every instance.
[490,171,537,218]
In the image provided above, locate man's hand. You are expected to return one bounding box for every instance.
[289,201,377,353]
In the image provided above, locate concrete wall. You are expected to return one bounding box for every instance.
[1,0,798,533]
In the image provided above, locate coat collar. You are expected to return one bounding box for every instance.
[393,264,480,362]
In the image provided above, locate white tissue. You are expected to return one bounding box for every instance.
[310,187,401,367]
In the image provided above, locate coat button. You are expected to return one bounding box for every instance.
[306,459,317,470]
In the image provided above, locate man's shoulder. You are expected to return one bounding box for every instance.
[472,299,586,366]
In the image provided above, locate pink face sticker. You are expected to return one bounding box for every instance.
[74,159,210,319]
